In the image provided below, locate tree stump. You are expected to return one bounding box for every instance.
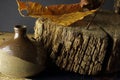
[34,11,120,75]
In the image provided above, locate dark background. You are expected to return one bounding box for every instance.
[0,0,114,33]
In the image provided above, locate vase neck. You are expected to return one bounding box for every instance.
[14,25,27,39]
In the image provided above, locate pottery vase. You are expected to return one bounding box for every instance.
[0,25,45,78]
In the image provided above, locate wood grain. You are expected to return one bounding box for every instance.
[34,11,120,75]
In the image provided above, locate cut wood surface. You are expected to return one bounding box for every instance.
[34,11,120,75]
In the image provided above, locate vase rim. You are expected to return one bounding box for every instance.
[14,25,27,30]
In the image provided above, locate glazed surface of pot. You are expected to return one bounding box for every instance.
[0,25,37,63]
[0,25,45,77]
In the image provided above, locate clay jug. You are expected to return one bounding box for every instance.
[0,25,44,78]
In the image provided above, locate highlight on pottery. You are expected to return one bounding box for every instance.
[0,25,45,78]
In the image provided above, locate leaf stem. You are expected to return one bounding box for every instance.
[86,0,105,30]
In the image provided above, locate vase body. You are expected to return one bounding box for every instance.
[0,25,44,77]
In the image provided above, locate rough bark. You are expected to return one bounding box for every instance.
[34,11,120,75]
[35,20,108,75]
[88,12,120,74]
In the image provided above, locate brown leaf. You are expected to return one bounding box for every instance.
[80,0,89,7]
[52,10,96,26]
[81,0,102,10]
[16,0,97,26]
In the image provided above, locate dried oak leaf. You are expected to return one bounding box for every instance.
[16,0,97,26]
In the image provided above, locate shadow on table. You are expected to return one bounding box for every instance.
[28,62,120,80]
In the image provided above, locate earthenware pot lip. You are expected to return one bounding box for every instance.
[14,25,27,30]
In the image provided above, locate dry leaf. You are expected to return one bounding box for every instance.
[16,0,97,26]
[80,0,89,7]
[81,0,102,10]
[52,10,96,26]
